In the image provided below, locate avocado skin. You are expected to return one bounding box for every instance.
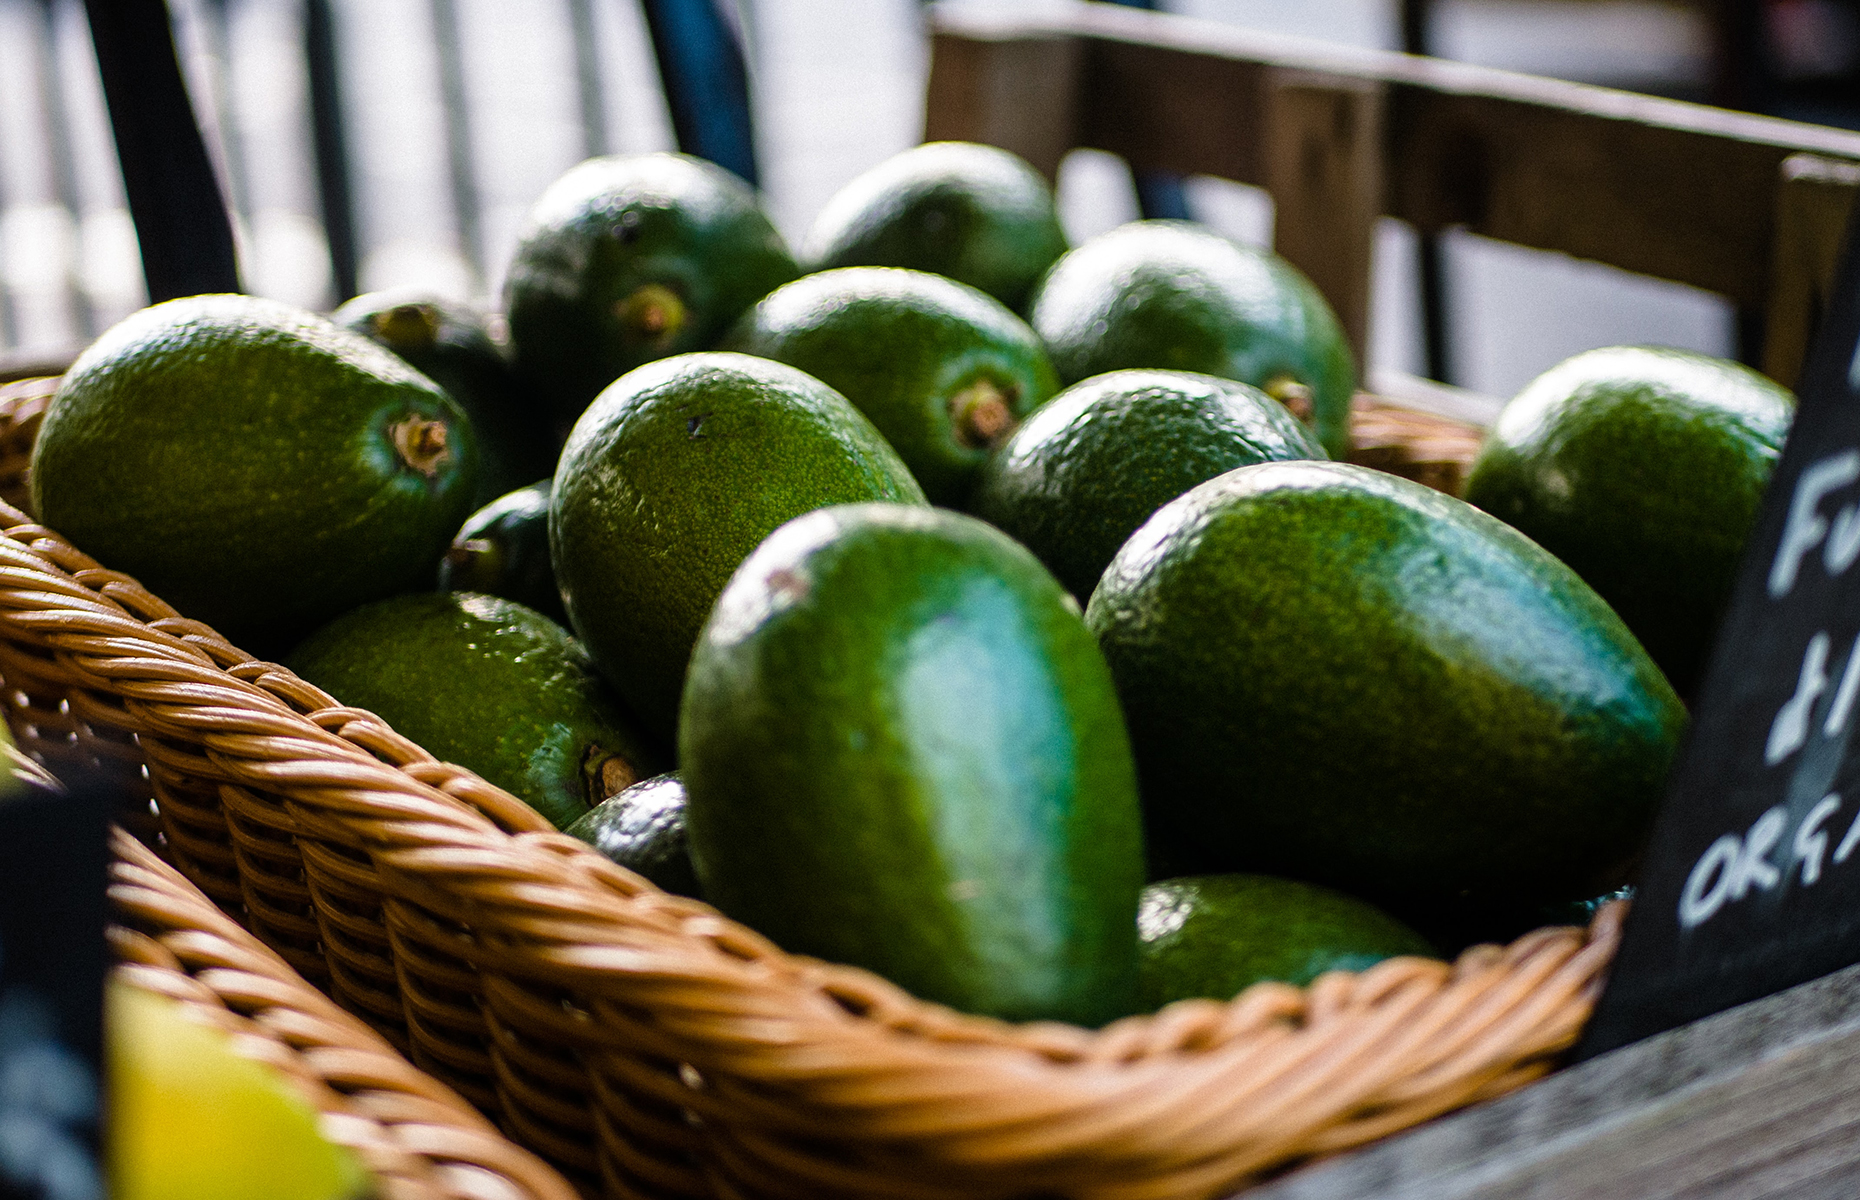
[438,480,565,626]
[32,294,478,654]
[566,772,701,898]
[287,592,660,831]
[334,289,558,506]
[1086,461,1686,907]
[551,352,927,739]
[505,153,800,427]
[1138,874,1434,1007]
[681,503,1144,1025]
[725,267,1058,506]
[802,142,1067,313]
[970,369,1325,601]
[1029,221,1356,458]
[1464,347,1792,699]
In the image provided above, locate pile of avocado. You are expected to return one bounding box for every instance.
[31,141,1789,1027]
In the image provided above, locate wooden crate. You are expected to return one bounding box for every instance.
[923,0,1860,410]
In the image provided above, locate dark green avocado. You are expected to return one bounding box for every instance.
[680,503,1145,1025]
[550,352,927,738]
[32,294,478,654]
[1138,874,1434,1008]
[438,480,564,626]
[566,772,701,898]
[504,153,800,427]
[969,369,1325,601]
[1464,346,1793,699]
[801,142,1068,313]
[1028,221,1356,458]
[333,289,557,503]
[287,592,661,830]
[725,267,1059,506]
[1086,460,1686,908]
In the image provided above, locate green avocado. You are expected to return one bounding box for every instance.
[802,142,1068,313]
[504,153,800,428]
[438,480,564,626]
[566,772,701,898]
[332,289,557,504]
[1086,460,1686,908]
[725,267,1059,506]
[32,294,478,654]
[1138,874,1434,1008]
[287,592,660,831]
[681,503,1145,1025]
[1028,221,1356,458]
[970,369,1325,601]
[551,352,927,738]
[1464,346,1793,699]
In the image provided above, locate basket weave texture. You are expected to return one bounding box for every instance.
[0,374,1620,1200]
[109,828,576,1200]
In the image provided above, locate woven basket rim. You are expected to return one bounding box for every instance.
[107,827,580,1200]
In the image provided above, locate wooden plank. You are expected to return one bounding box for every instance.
[1237,959,1860,1199]
[1262,71,1384,370]
[923,31,1082,181]
[1763,155,1860,390]
[926,0,1860,315]
[1383,86,1790,307]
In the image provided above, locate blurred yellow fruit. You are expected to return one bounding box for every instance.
[107,979,367,1200]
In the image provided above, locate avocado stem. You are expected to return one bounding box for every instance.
[950,379,1019,450]
[616,283,687,345]
[1264,374,1317,426]
[583,746,639,806]
[390,415,453,479]
[373,303,442,351]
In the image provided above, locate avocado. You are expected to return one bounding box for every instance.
[1028,221,1356,458]
[332,289,557,504]
[1138,874,1434,1008]
[287,592,659,831]
[551,352,927,738]
[970,369,1325,601]
[801,142,1068,313]
[504,153,800,428]
[1464,346,1793,699]
[32,294,478,653]
[565,772,701,898]
[681,503,1145,1025]
[725,267,1058,505]
[1086,460,1686,908]
[438,480,564,626]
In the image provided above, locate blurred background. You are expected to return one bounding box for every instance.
[2,0,1858,398]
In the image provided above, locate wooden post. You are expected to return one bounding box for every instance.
[923,32,1082,181]
[1763,154,1860,390]
[1262,72,1384,375]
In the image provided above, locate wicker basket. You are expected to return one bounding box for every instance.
[0,373,1619,1200]
[109,828,576,1200]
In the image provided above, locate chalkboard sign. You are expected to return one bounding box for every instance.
[0,783,105,1200]
[1579,205,1860,1059]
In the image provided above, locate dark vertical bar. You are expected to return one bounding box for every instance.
[1402,0,1454,385]
[34,0,94,338]
[305,0,357,303]
[1111,0,1191,221]
[430,0,484,286]
[1706,0,1769,367]
[1705,0,1766,113]
[638,0,759,186]
[1108,0,1191,221]
[567,0,608,160]
[83,0,241,300]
